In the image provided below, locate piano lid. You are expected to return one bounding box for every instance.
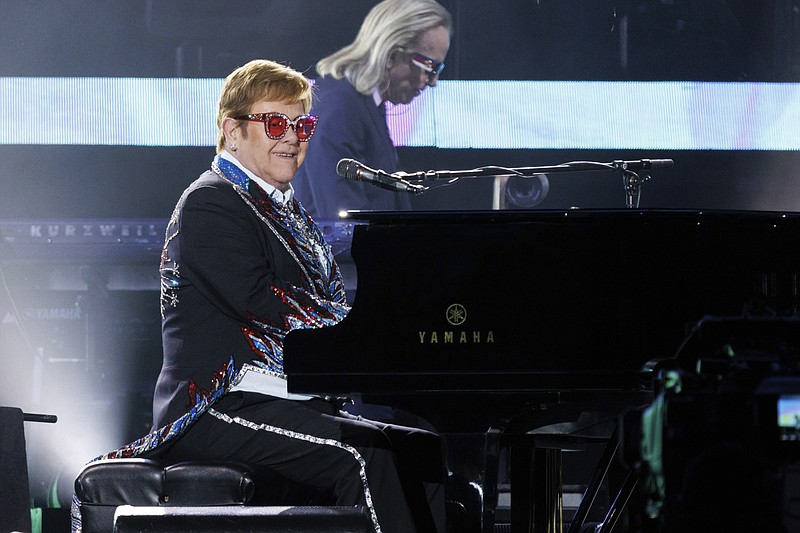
[284,209,800,394]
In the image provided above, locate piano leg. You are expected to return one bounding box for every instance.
[504,422,620,532]
[509,442,564,533]
[442,430,502,533]
[484,429,502,531]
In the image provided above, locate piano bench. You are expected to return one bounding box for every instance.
[74,458,349,533]
[113,505,373,533]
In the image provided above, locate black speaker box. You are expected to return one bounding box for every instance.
[0,406,32,533]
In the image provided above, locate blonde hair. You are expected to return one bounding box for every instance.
[216,59,313,153]
[316,0,452,95]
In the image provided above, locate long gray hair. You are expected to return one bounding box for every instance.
[316,0,452,95]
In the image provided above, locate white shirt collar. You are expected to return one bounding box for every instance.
[371,87,383,107]
[219,150,294,206]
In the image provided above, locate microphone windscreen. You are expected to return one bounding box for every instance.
[336,158,358,179]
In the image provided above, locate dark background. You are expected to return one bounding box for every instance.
[1,0,800,513]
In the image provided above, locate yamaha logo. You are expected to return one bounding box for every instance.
[418,303,494,345]
[446,303,467,326]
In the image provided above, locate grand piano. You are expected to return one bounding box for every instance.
[283,209,800,531]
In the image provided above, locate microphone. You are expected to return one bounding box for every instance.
[336,159,426,194]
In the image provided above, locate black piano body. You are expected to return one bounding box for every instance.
[286,209,800,396]
[284,208,800,530]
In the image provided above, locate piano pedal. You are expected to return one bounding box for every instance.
[493,482,603,531]
[493,482,511,525]
[563,482,593,518]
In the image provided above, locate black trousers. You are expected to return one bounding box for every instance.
[150,392,445,533]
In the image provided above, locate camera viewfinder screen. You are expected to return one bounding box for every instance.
[778,395,800,441]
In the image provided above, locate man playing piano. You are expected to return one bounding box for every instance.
[292,0,452,220]
[71,59,444,533]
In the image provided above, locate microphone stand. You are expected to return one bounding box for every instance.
[397,159,673,209]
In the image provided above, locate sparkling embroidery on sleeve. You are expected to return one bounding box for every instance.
[241,326,283,372]
[160,207,181,317]
[240,284,348,375]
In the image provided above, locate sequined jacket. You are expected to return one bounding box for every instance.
[104,156,349,458]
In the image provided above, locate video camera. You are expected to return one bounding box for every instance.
[620,315,800,533]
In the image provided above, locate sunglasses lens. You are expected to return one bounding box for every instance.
[295,115,317,141]
[412,54,444,79]
[266,115,287,138]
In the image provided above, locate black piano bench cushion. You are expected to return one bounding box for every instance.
[113,505,373,533]
[75,458,255,533]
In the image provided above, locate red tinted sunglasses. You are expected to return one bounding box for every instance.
[233,112,318,141]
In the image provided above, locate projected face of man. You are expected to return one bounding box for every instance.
[383,24,450,105]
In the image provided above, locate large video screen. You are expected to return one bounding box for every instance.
[3,77,799,151]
